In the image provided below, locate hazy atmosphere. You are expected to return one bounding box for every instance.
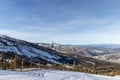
[0,0,120,44]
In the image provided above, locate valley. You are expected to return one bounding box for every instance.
[0,35,119,76]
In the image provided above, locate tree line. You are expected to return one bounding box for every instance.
[0,52,120,76]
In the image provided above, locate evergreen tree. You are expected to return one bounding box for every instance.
[2,53,7,70]
[13,54,18,69]
[30,58,32,68]
[10,58,13,70]
[21,59,24,69]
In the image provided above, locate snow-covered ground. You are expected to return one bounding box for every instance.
[0,70,119,80]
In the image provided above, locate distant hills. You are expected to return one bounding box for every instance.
[40,42,120,64]
[0,34,120,75]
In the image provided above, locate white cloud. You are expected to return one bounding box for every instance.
[27,26,59,32]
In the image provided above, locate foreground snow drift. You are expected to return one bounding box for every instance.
[0,70,119,80]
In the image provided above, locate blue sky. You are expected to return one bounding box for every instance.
[0,0,120,44]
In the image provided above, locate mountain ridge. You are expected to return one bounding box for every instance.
[0,34,120,75]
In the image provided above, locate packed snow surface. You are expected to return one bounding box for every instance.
[0,70,120,80]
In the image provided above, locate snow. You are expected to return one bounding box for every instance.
[0,37,61,64]
[92,50,104,53]
[0,34,8,38]
[0,70,119,80]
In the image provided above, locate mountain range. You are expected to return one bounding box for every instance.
[0,34,120,70]
[40,42,120,64]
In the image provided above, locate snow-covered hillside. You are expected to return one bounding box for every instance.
[0,35,120,70]
[0,70,119,80]
[94,53,120,63]
[0,35,65,64]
